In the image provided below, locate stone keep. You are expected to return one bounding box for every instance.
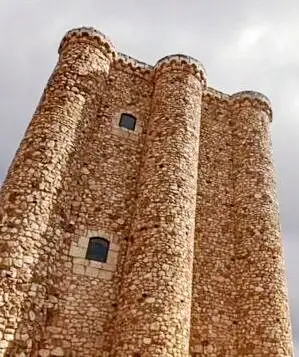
[0,27,294,357]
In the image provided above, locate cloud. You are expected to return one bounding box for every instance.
[235,23,270,55]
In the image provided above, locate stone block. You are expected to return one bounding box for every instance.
[73,257,89,266]
[98,270,113,280]
[51,347,64,356]
[0,339,8,349]
[89,260,103,268]
[102,263,116,272]
[107,251,118,266]
[85,266,98,277]
[73,264,85,275]
[4,333,14,341]
[38,349,50,357]
[78,236,89,248]
[69,244,86,258]
[109,242,120,252]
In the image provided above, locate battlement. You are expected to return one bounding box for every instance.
[204,88,272,119]
[154,54,207,85]
[231,90,271,106]
[118,52,152,70]
[231,90,272,119]
[58,27,271,104]
[59,26,116,59]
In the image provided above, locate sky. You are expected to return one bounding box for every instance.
[0,0,298,353]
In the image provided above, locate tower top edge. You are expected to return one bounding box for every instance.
[154,54,207,76]
[59,27,117,57]
[230,90,271,108]
[117,53,153,71]
[205,87,272,119]
[58,27,271,111]
[205,88,271,106]
[58,28,207,80]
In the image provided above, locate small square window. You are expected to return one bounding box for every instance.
[86,237,110,263]
[119,113,136,131]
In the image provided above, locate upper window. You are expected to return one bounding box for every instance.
[86,237,110,263]
[119,113,136,131]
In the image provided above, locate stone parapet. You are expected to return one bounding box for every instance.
[204,86,230,101]
[154,54,207,86]
[59,27,116,60]
[231,90,271,107]
[116,53,153,79]
[117,52,152,70]
[231,90,272,120]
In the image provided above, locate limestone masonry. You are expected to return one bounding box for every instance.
[0,27,294,357]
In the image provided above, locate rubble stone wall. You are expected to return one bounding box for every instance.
[0,29,115,356]
[231,96,293,356]
[0,27,294,357]
[190,92,237,356]
[35,60,154,357]
[111,57,205,357]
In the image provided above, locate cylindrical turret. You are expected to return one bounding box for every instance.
[231,92,294,356]
[111,55,206,356]
[0,27,115,355]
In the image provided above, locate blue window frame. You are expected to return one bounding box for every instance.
[119,113,136,131]
[86,237,109,263]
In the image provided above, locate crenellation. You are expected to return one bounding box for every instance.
[155,53,206,72]
[58,26,116,59]
[154,54,207,86]
[204,86,230,101]
[231,90,272,107]
[0,26,294,357]
[231,90,273,121]
[118,52,153,70]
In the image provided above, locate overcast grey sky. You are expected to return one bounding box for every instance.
[0,0,298,352]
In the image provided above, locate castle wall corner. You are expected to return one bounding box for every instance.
[0,29,114,356]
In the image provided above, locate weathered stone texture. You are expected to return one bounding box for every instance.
[111,58,205,357]
[231,98,293,356]
[0,27,294,357]
[190,92,236,356]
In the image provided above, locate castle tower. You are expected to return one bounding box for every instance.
[189,90,237,356]
[111,56,206,356]
[231,92,294,355]
[0,28,116,356]
[189,90,294,356]
[0,27,294,357]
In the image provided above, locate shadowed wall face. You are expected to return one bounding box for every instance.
[190,94,293,356]
[191,94,236,356]
[35,61,153,356]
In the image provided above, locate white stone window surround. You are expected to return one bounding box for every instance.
[70,229,119,280]
[111,109,142,140]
